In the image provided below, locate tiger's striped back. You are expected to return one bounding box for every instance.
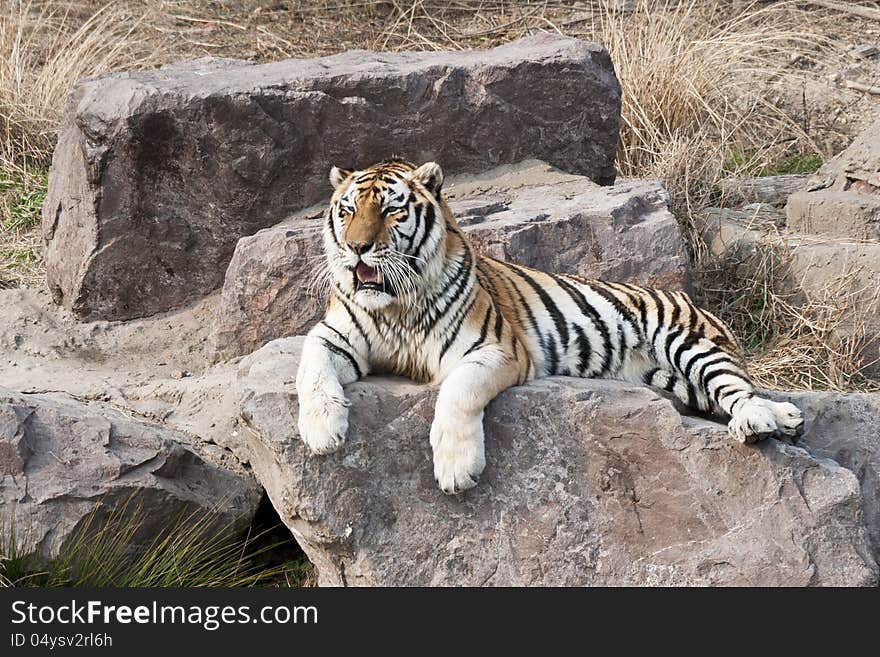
[475,257,748,415]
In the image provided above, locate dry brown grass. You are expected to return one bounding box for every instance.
[586,1,837,238]
[749,281,880,392]
[697,227,880,392]
[0,1,161,288]
[1,0,877,390]
[0,1,158,165]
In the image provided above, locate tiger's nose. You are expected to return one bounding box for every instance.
[347,241,374,256]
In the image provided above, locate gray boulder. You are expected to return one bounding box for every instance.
[42,35,621,322]
[786,190,880,240]
[211,162,687,361]
[238,338,878,587]
[210,212,325,363]
[772,390,880,563]
[0,387,261,560]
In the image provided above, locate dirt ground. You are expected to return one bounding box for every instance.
[0,286,245,455]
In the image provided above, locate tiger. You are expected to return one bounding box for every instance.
[296,158,805,494]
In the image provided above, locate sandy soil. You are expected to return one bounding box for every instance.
[0,287,248,458]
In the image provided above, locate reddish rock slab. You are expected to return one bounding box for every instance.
[42,36,621,322]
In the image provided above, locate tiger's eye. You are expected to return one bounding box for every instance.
[383,206,405,218]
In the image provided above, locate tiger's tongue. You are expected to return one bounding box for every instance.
[356,262,381,284]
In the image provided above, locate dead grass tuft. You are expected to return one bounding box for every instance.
[582,1,843,255]
[697,230,880,392]
[0,1,159,165]
[0,1,161,288]
[0,161,46,289]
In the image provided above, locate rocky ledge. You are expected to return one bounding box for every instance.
[238,338,879,587]
[0,387,261,559]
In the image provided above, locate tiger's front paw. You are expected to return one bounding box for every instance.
[297,385,350,455]
[727,397,804,444]
[430,412,486,495]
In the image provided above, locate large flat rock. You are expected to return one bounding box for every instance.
[211,162,687,361]
[786,190,880,240]
[0,288,253,461]
[237,338,879,587]
[786,115,880,239]
[0,387,261,560]
[42,35,621,322]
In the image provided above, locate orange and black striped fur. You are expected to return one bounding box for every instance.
[296,159,804,493]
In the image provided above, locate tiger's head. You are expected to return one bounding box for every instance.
[323,158,447,311]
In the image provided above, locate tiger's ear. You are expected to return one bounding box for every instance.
[329,166,353,190]
[411,161,443,197]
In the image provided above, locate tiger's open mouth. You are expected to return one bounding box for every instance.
[355,262,385,292]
